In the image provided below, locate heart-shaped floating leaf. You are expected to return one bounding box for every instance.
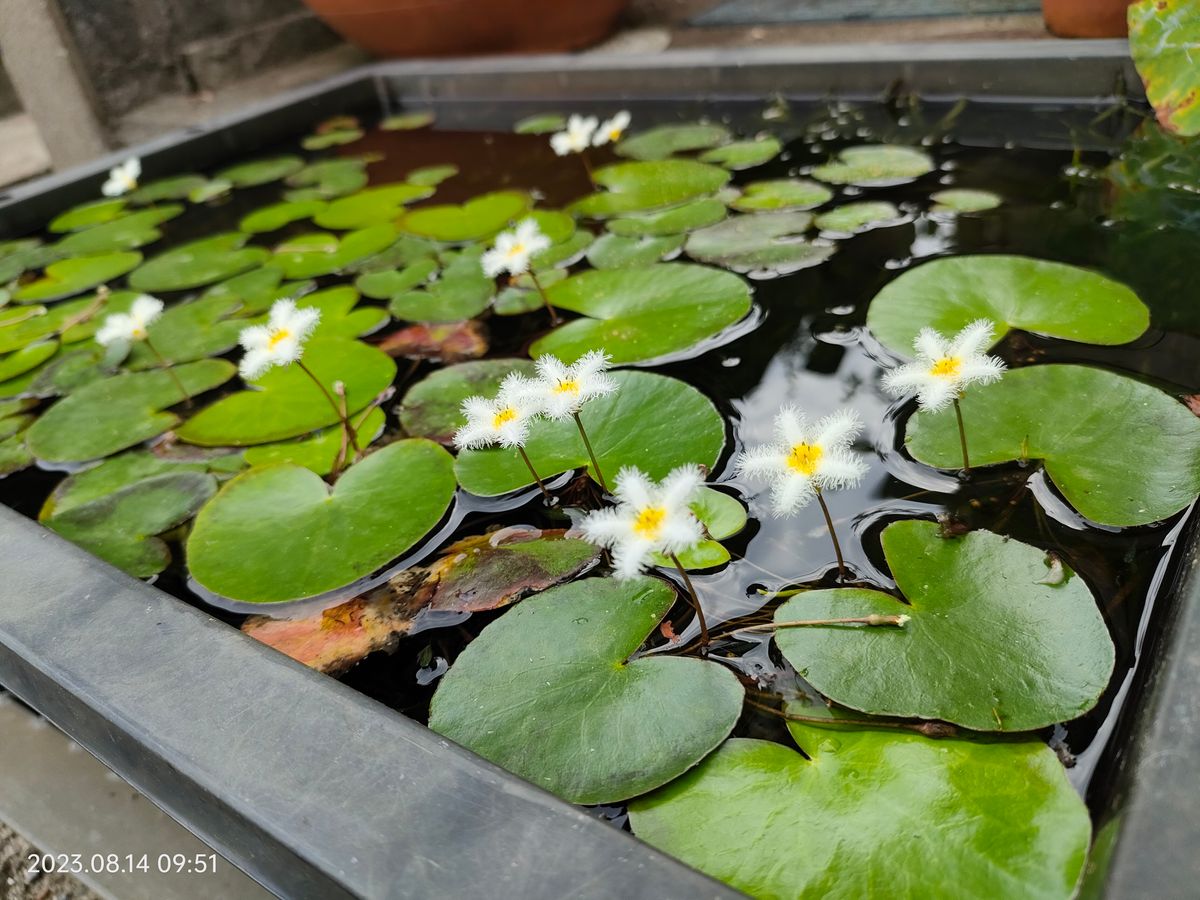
[401,191,530,242]
[0,398,35,440]
[629,720,1090,899]
[653,487,746,570]
[45,471,217,577]
[812,144,935,186]
[26,360,235,462]
[176,337,396,446]
[381,110,435,131]
[607,197,728,237]
[351,235,439,274]
[129,234,270,293]
[285,158,371,201]
[49,199,128,233]
[0,401,35,474]
[188,179,233,204]
[930,189,1002,213]
[775,519,1115,731]
[272,225,398,279]
[429,576,745,804]
[55,205,184,255]
[202,266,312,317]
[571,161,731,218]
[386,246,494,322]
[313,183,434,230]
[130,175,208,204]
[292,286,389,339]
[699,136,782,170]
[907,364,1200,525]
[244,526,599,673]
[15,252,144,303]
[187,439,457,604]
[730,178,833,211]
[1129,0,1200,136]
[814,201,903,233]
[867,256,1150,357]
[616,123,732,161]
[530,231,593,271]
[0,341,58,382]
[513,113,566,135]
[125,294,245,368]
[355,259,438,300]
[301,127,363,151]
[242,407,385,475]
[685,212,835,276]
[215,155,305,188]
[0,239,47,282]
[531,263,751,365]
[239,199,327,234]
[455,369,725,496]
[586,233,685,269]
[406,164,458,187]
[398,358,537,445]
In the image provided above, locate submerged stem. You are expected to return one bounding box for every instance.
[572,412,609,492]
[669,552,710,653]
[953,397,971,473]
[579,149,596,186]
[527,269,561,326]
[517,446,553,503]
[815,488,847,583]
[744,698,957,738]
[733,614,909,635]
[144,337,191,408]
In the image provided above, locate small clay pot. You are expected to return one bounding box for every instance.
[302,0,630,57]
[1042,0,1131,38]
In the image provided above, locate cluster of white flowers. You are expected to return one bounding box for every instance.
[95,294,163,346]
[237,299,321,381]
[101,157,141,198]
[481,219,551,279]
[549,111,631,156]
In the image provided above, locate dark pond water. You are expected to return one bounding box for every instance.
[3,95,1198,832]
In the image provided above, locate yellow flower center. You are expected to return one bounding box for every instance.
[930,356,962,378]
[633,506,667,540]
[506,242,526,259]
[267,328,291,350]
[554,379,580,394]
[786,442,824,476]
[131,326,147,340]
[609,128,622,140]
[492,407,518,429]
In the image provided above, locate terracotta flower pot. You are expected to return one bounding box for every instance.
[302,0,630,57]
[1042,0,1132,38]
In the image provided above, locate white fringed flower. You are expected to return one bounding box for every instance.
[238,299,321,381]
[737,407,869,515]
[592,111,631,147]
[532,350,618,420]
[94,294,163,346]
[454,373,545,450]
[550,115,599,156]
[881,319,1007,411]
[580,465,705,579]
[481,219,551,278]
[101,157,141,197]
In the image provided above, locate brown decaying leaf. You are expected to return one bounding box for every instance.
[242,526,599,675]
[377,320,487,362]
[1184,394,1200,418]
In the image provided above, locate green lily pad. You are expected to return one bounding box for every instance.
[814,201,903,233]
[455,369,724,496]
[406,164,458,187]
[215,155,305,188]
[1129,0,1200,136]
[699,136,782,170]
[242,407,386,475]
[355,259,438,300]
[15,252,144,303]
[0,433,33,475]
[616,123,732,161]
[812,144,935,186]
[570,160,731,218]
[44,470,217,577]
[775,520,1115,731]
[866,255,1150,357]
[388,246,495,322]
[188,179,233,203]
[187,439,457,604]
[176,337,396,446]
[313,183,434,230]
[130,175,208,204]
[350,235,439,274]
[0,398,35,440]
[606,198,728,237]
[129,234,270,293]
[381,111,435,131]
[629,721,1090,899]
[532,263,750,364]
[401,191,530,242]
[239,200,327,234]
[292,285,389,339]
[730,179,834,212]
[530,230,593,270]
[652,487,747,570]
[125,294,245,368]
[55,205,184,255]
[0,341,114,400]
[272,224,398,279]
[514,113,566,135]
[397,358,537,445]
[429,576,745,804]
[0,239,47,282]
[685,212,835,276]
[586,233,685,269]
[0,340,58,382]
[930,189,1003,213]
[49,199,128,233]
[284,159,371,201]
[26,360,235,462]
[301,127,363,150]
[906,364,1200,526]
[202,266,311,316]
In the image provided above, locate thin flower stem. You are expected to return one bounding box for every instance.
[527,269,561,326]
[517,446,553,502]
[815,487,848,583]
[572,412,609,492]
[732,614,908,635]
[297,360,361,457]
[144,337,191,408]
[953,397,971,473]
[669,552,710,653]
[579,150,596,186]
[744,698,957,738]
[331,384,351,477]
